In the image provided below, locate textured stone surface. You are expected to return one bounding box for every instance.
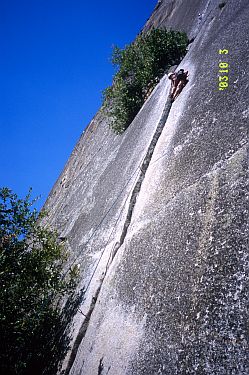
[44,0,249,373]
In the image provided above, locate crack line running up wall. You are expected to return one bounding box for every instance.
[66,91,174,374]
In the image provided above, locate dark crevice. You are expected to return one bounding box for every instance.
[111,97,173,260]
[218,2,226,10]
[98,357,104,375]
[64,284,102,375]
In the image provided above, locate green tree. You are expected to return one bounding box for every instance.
[102,28,188,134]
[0,188,82,375]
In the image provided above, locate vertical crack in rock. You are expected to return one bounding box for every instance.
[67,95,173,374]
[97,357,104,375]
[111,97,173,261]
[65,284,102,375]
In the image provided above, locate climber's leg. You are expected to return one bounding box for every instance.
[170,78,179,98]
[173,80,185,100]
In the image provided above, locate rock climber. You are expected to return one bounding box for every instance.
[168,69,189,101]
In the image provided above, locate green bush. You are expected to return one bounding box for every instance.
[102,28,188,134]
[0,188,83,375]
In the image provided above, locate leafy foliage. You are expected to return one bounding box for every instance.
[0,188,83,375]
[102,28,188,134]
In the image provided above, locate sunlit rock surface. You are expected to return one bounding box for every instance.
[44,0,249,373]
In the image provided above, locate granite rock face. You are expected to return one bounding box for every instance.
[44,1,249,374]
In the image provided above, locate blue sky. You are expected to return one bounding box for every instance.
[0,0,157,210]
